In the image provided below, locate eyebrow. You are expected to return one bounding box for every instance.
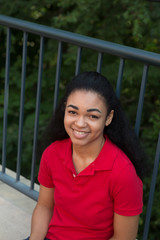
[67,104,78,110]
[67,104,101,113]
[87,108,101,113]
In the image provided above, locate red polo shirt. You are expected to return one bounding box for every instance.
[38,137,143,240]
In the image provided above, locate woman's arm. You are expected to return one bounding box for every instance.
[29,184,54,240]
[109,213,139,240]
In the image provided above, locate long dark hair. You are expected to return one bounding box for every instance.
[41,71,145,179]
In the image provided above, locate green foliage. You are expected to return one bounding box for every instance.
[0,0,160,238]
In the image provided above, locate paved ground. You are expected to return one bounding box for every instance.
[0,168,38,240]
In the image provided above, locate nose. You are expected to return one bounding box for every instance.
[75,116,87,127]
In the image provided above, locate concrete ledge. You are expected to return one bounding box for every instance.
[0,166,38,239]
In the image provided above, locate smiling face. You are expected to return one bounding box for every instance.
[64,90,113,149]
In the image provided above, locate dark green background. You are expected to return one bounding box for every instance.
[0,1,160,238]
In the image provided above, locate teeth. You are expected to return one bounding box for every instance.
[74,130,86,135]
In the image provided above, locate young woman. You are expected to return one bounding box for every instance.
[26,71,144,240]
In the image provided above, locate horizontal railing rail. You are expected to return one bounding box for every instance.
[0,14,160,239]
[0,169,39,200]
[0,14,160,66]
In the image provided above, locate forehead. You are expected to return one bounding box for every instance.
[67,90,107,108]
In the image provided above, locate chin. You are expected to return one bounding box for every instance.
[70,137,88,146]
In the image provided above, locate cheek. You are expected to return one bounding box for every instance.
[64,112,68,129]
[98,120,107,132]
[64,113,73,132]
[91,120,106,133]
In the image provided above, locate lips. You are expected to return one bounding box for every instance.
[73,129,89,138]
[74,130,87,135]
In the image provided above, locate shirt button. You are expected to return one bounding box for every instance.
[73,173,76,178]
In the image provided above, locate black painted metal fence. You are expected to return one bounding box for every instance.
[0,14,160,240]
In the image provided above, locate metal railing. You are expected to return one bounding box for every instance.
[0,14,160,240]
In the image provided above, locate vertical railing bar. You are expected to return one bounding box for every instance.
[134,65,149,137]
[142,132,160,240]
[53,41,62,113]
[16,32,28,181]
[75,47,82,75]
[116,58,125,99]
[30,36,44,190]
[96,52,103,73]
[2,28,11,173]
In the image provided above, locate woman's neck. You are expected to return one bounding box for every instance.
[72,137,105,174]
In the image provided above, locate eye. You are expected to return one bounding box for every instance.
[68,110,77,115]
[90,115,99,119]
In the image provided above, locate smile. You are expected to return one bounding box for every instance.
[72,129,89,138]
[74,130,88,135]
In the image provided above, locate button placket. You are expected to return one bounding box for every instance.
[71,173,79,191]
[73,173,76,178]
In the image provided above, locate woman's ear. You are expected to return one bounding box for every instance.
[105,110,114,126]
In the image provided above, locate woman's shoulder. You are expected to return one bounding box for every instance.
[43,138,70,156]
[106,137,138,178]
[108,143,143,198]
[105,136,131,167]
[110,145,143,187]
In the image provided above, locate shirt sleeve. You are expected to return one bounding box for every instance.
[38,147,55,188]
[112,163,143,216]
